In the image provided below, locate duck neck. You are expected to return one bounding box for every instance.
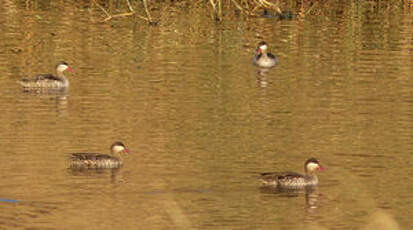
[111,151,123,160]
[305,171,318,182]
[261,50,269,58]
[56,71,69,86]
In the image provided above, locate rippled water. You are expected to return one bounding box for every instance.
[0,1,411,229]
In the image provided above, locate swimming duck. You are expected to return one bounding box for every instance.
[70,142,130,169]
[253,41,278,68]
[17,62,73,89]
[259,158,324,188]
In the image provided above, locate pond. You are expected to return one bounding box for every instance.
[0,1,411,229]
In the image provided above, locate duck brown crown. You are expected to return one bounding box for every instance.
[258,41,267,47]
[256,41,270,55]
[56,61,69,69]
[305,158,320,166]
[110,141,130,155]
[111,141,125,149]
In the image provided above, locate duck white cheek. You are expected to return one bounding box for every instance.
[307,162,319,171]
[56,65,65,72]
[112,145,124,153]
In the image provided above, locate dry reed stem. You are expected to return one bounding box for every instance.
[255,0,277,8]
[209,0,216,11]
[229,0,256,16]
[209,0,222,20]
[126,0,134,12]
[230,0,244,12]
[92,0,111,19]
[254,0,281,13]
[298,0,318,18]
[142,0,155,24]
[217,0,223,20]
[242,0,249,8]
[229,0,283,16]
[92,0,155,24]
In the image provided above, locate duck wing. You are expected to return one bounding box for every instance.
[70,153,113,161]
[261,171,300,177]
[20,74,59,83]
[267,53,279,65]
[34,74,60,81]
[253,53,263,65]
[259,171,304,184]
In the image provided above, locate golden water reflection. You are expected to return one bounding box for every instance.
[0,1,410,229]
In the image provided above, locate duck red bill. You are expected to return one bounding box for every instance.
[67,67,74,72]
[124,148,130,153]
[318,165,325,171]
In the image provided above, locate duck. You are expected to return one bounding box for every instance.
[70,142,130,169]
[259,158,324,188]
[253,41,278,68]
[17,62,73,89]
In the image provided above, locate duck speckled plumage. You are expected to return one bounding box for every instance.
[253,41,278,68]
[70,142,129,169]
[17,62,73,89]
[259,158,324,189]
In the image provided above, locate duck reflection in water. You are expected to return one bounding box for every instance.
[259,186,321,211]
[68,167,122,183]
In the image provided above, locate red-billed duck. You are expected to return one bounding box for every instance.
[259,158,324,188]
[17,62,73,89]
[70,142,130,169]
[253,41,278,68]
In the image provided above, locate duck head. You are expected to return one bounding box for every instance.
[256,41,269,54]
[111,141,130,155]
[56,62,74,73]
[305,158,324,173]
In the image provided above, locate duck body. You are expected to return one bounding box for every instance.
[253,42,278,68]
[259,158,324,189]
[254,53,278,68]
[260,171,319,188]
[69,142,129,169]
[70,153,122,169]
[17,62,73,89]
[18,74,69,89]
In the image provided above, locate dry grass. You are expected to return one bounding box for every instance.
[91,0,409,24]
